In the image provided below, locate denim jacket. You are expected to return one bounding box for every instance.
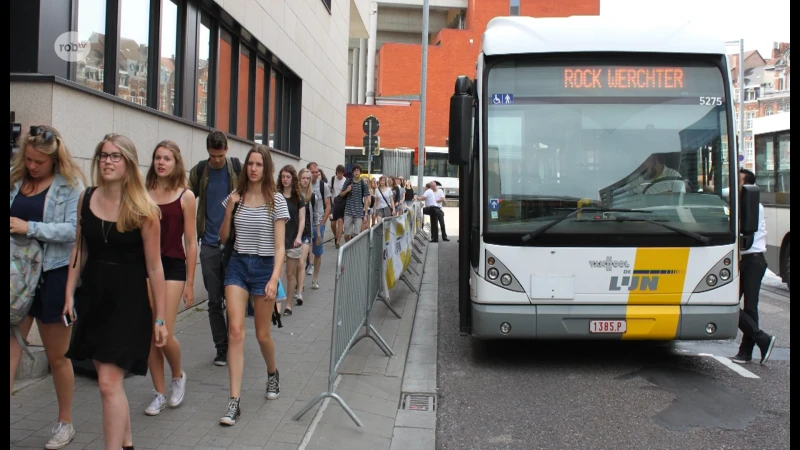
[10,173,84,271]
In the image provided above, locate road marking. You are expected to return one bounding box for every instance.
[298,374,342,450]
[699,353,760,379]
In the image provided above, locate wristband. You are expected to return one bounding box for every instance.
[155,319,165,326]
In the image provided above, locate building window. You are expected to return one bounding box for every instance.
[216,29,233,132]
[745,111,755,130]
[786,102,791,112]
[236,45,251,138]
[765,106,773,116]
[255,59,266,144]
[746,89,758,101]
[117,0,150,105]
[320,0,332,13]
[196,16,212,126]
[158,0,178,115]
[269,69,278,148]
[745,139,755,164]
[76,0,106,92]
[510,0,520,16]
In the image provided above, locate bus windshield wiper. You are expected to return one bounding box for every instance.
[606,216,712,245]
[520,207,650,242]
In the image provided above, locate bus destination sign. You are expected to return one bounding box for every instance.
[564,67,685,90]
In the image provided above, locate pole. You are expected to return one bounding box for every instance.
[738,39,745,165]
[416,0,429,195]
[368,122,373,179]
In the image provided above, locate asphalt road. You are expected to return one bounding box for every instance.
[435,239,791,450]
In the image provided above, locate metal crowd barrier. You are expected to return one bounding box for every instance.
[292,220,395,427]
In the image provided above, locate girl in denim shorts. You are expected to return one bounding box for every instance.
[218,145,289,426]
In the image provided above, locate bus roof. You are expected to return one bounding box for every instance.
[482,16,727,57]
[752,112,790,135]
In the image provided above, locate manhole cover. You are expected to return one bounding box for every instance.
[402,394,436,412]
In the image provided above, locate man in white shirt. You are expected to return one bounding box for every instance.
[417,181,449,242]
[732,168,777,365]
[628,154,687,195]
[329,165,347,249]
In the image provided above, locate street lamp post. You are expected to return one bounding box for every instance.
[416,0,430,195]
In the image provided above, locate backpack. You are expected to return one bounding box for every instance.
[10,234,44,358]
[196,157,243,181]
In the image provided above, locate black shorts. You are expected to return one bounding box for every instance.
[28,266,69,324]
[162,256,187,281]
[332,197,346,220]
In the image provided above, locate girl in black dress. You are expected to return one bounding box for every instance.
[64,134,168,450]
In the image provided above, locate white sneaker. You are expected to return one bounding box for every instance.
[169,371,187,407]
[311,280,320,290]
[45,422,75,449]
[145,392,168,416]
[306,264,314,275]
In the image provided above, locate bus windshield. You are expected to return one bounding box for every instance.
[485,59,734,242]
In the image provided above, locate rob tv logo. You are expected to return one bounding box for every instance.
[54,32,90,63]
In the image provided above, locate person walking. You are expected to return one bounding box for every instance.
[188,131,243,367]
[143,140,197,415]
[338,164,370,242]
[304,162,331,290]
[330,165,347,248]
[218,145,288,426]
[9,125,86,449]
[277,165,305,316]
[418,181,449,242]
[64,133,168,450]
[732,168,777,365]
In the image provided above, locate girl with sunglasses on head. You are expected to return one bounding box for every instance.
[9,125,86,449]
[141,140,198,416]
[64,134,168,450]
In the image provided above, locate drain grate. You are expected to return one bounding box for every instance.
[402,394,436,412]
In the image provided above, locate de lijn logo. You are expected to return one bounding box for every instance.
[54,32,90,63]
[608,269,682,292]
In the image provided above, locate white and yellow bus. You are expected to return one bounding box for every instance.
[447,16,761,340]
[753,112,790,291]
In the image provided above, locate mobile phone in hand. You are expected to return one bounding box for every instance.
[62,308,77,327]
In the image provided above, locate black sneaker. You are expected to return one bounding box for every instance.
[214,350,227,366]
[219,398,241,426]
[731,352,752,364]
[758,335,777,365]
[266,369,280,400]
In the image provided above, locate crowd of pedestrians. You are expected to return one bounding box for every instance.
[9,126,439,449]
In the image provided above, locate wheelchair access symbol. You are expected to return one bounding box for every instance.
[492,94,513,105]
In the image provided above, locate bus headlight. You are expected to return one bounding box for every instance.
[484,251,525,293]
[693,251,735,293]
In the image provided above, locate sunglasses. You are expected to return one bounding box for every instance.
[29,126,57,143]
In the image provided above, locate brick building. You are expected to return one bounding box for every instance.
[729,42,790,170]
[345,0,600,152]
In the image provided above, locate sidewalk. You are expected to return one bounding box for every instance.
[10,237,438,450]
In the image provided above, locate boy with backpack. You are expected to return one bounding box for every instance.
[338,164,371,242]
[188,131,242,367]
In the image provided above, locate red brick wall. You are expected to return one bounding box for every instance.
[346,0,600,149]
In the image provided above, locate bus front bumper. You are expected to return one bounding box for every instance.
[471,303,739,340]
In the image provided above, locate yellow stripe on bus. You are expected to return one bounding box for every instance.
[623,248,690,340]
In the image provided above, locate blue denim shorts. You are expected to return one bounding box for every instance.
[224,252,275,297]
[312,226,326,257]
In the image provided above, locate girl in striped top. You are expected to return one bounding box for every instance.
[218,145,289,426]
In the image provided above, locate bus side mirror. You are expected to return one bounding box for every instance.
[739,184,760,250]
[449,76,473,166]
